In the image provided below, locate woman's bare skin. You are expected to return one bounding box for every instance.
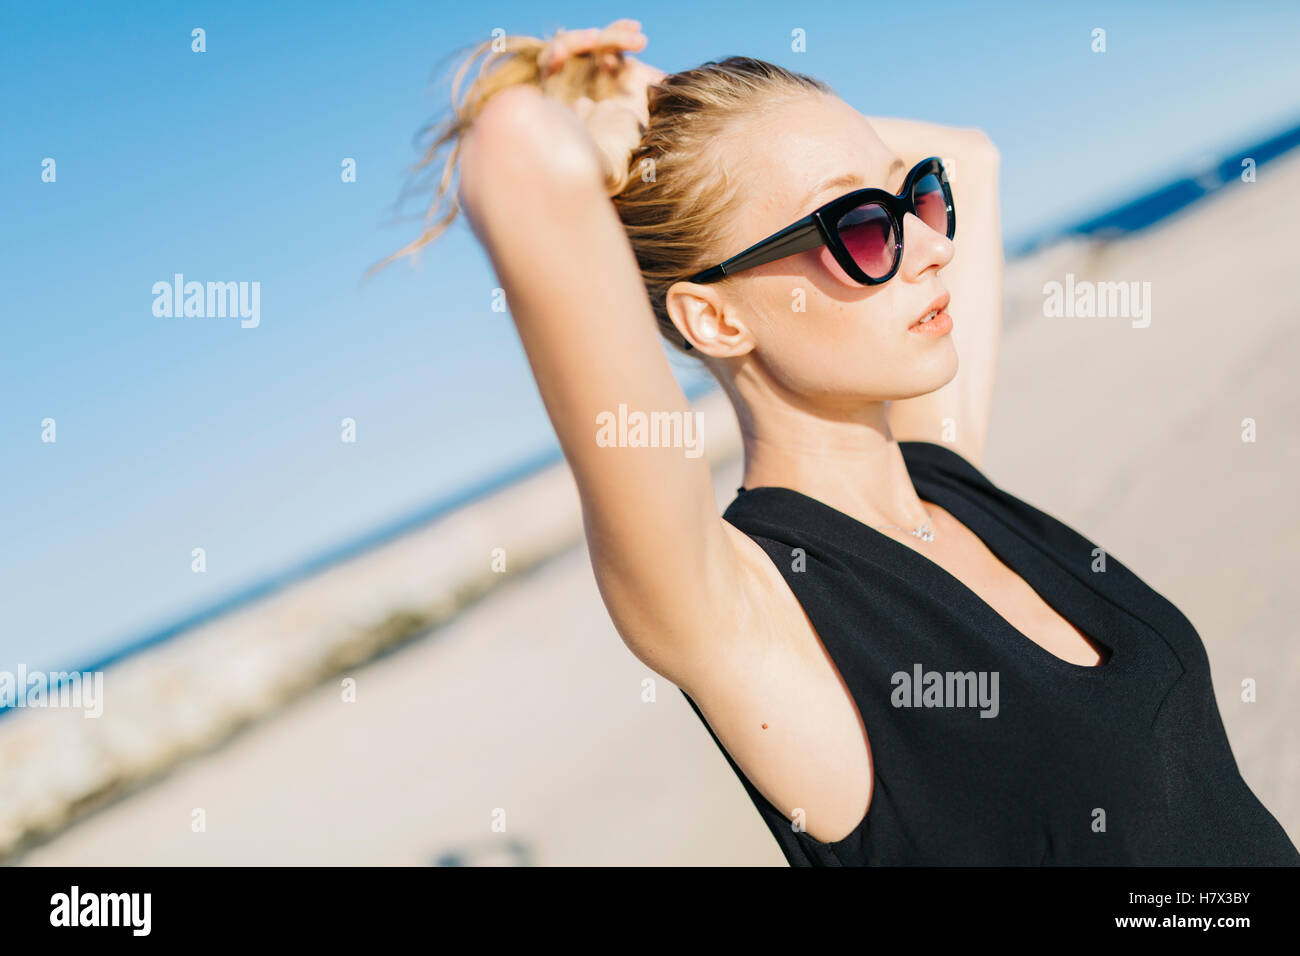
[456,22,1095,845]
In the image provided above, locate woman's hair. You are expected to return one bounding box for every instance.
[383,32,830,353]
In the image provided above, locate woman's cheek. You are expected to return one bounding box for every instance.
[816,246,859,287]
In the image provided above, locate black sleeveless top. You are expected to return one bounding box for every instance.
[681,440,1299,866]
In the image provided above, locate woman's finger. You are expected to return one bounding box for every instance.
[595,20,646,52]
[554,20,644,59]
[592,19,642,48]
[540,21,647,77]
[538,27,600,75]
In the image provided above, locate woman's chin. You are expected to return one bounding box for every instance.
[894,350,960,400]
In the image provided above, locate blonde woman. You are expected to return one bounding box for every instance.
[384,20,1299,866]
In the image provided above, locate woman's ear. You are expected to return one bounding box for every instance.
[664,281,754,357]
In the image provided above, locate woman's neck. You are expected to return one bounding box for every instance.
[734,392,929,530]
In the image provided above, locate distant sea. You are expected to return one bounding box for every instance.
[1011,119,1300,256]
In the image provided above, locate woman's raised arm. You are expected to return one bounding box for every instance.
[457,83,748,685]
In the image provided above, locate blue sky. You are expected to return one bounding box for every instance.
[3,0,1299,673]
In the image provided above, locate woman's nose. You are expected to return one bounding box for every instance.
[900,211,954,277]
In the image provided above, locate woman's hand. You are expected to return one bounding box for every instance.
[538,19,666,188]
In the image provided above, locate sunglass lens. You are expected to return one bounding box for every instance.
[913,173,952,237]
[836,202,896,279]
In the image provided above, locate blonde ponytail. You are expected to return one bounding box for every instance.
[381,39,831,356]
[374,31,635,273]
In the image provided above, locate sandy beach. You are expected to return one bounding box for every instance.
[10,151,1300,867]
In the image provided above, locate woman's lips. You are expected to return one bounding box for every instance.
[908,310,953,336]
[909,291,952,335]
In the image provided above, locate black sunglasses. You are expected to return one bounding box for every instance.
[680,156,955,349]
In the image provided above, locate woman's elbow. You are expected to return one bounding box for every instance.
[459,86,603,214]
[961,128,1000,167]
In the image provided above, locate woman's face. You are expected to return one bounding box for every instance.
[680,92,958,409]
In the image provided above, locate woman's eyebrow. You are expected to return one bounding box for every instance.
[884,156,906,189]
[803,157,907,206]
